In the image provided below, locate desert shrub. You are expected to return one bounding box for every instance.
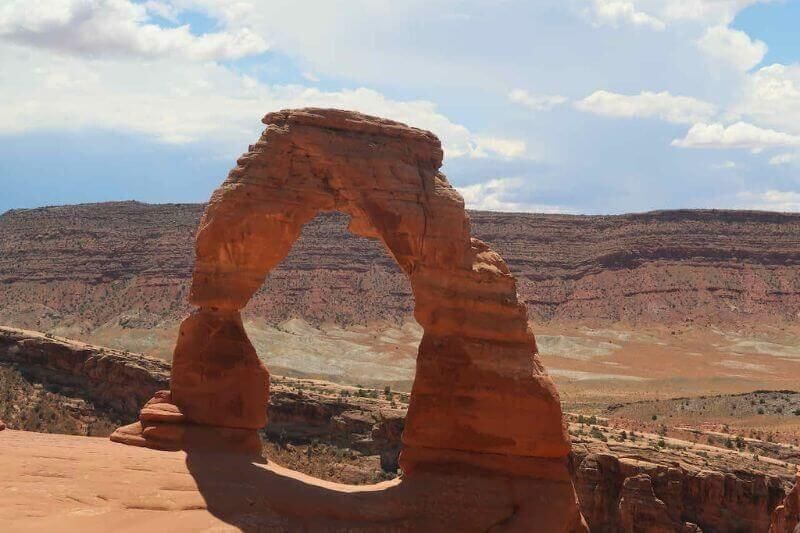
[589,426,607,442]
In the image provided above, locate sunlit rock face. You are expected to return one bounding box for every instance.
[111,108,586,532]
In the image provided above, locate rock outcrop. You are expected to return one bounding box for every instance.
[0,325,404,472]
[0,326,169,418]
[770,475,800,532]
[572,439,792,532]
[111,108,586,531]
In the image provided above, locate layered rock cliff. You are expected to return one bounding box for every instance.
[0,326,169,418]
[1,203,798,342]
[572,439,792,532]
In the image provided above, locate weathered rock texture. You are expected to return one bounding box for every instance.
[111,108,586,531]
[0,326,169,418]
[770,475,800,533]
[572,439,792,532]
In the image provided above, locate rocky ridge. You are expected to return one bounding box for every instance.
[1,203,798,349]
[0,326,169,417]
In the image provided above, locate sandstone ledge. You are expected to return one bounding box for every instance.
[0,429,581,532]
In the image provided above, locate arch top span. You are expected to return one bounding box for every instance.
[191,108,471,314]
[111,108,585,531]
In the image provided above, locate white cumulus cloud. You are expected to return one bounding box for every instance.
[731,64,800,139]
[658,0,770,25]
[734,190,800,212]
[0,42,525,160]
[672,121,800,150]
[0,0,268,60]
[588,0,666,31]
[696,25,767,71]
[508,89,568,111]
[456,178,568,213]
[470,136,527,159]
[575,90,715,124]
[769,153,798,166]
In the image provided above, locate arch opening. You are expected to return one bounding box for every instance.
[249,210,419,484]
[242,210,420,392]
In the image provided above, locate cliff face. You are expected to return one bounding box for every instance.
[1,202,798,338]
[572,441,791,532]
[0,326,170,418]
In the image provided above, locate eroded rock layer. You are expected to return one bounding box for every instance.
[1,203,798,350]
[0,326,169,418]
[110,108,586,531]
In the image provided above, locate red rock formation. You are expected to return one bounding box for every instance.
[572,442,790,532]
[0,326,169,418]
[111,108,586,531]
[770,475,800,533]
[617,474,699,532]
[0,420,5,431]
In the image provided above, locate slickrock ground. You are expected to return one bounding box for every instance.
[0,419,795,532]
[1,427,579,532]
[0,429,411,533]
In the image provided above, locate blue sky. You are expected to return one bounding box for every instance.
[0,0,798,214]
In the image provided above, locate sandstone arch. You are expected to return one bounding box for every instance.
[112,109,585,531]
